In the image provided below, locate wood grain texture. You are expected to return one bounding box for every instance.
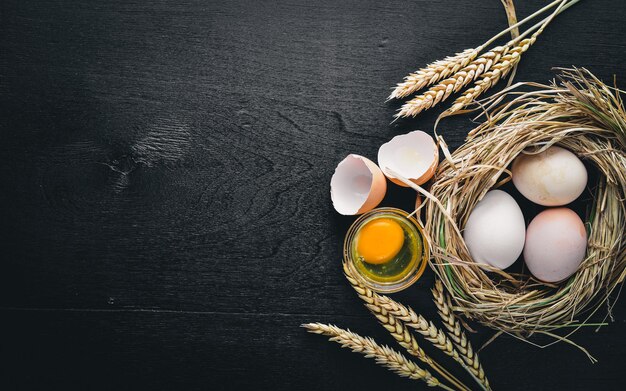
[0,0,625,389]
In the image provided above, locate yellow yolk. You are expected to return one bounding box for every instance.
[357,218,405,264]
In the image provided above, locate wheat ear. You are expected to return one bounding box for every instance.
[302,323,450,389]
[443,0,569,116]
[343,262,470,391]
[375,295,491,391]
[397,0,566,119]
[376,295,461,361]
[442,37,533,116]
[396,46,508,118]
[389,48,479,100]
[388,0,566,101]
[343,261,489,390]
[433,280,490,390]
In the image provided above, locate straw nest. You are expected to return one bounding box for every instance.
[424,68,626,341]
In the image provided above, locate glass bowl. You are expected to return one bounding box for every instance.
[343,207,429,293]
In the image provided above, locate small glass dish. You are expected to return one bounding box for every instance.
[344,207,429,293]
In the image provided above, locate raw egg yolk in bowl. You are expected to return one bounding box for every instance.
[356,218,405,264]
[345,208,428,293]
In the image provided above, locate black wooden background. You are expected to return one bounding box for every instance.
[1,1,625,390]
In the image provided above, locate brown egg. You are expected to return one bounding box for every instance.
[524,208,587,283]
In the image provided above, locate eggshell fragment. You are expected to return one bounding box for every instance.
[378,130,438,187]
[330,154,387,215]
[512,146,587,206]
[524,208,587,283]
[463,190,526,270]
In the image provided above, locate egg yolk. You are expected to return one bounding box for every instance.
[357,218,405,264]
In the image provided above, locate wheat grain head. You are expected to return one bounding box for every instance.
[396,46,508,118]
[389,48,479,100]
[433,280,490,390]
[342,262,472,391]
[302,323,441,387]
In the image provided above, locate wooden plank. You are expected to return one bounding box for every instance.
[1,0,625,389]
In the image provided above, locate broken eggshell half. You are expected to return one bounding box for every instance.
[377,130,438,187]
[330,154,387,215]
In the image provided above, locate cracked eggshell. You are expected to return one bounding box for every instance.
[330,154,387,215]
[377,130,438,187]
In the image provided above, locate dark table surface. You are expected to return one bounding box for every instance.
[2,0,625,390]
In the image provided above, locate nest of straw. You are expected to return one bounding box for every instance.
[424,68,626,341]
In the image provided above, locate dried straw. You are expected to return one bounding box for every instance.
[423,68,626,353]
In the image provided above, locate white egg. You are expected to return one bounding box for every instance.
[512,146,587,206]
[463,190,526,270]
[524,208,587,283]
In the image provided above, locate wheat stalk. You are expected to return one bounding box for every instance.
[442,0,573,116]
[388,0,566,101]
[433,280,490,389]
[396,46,508,118]
[501,0,520,39]
[500,0,520,87]
[397,0,575,119]
[302,323,450,389]
[343,262,470,391]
